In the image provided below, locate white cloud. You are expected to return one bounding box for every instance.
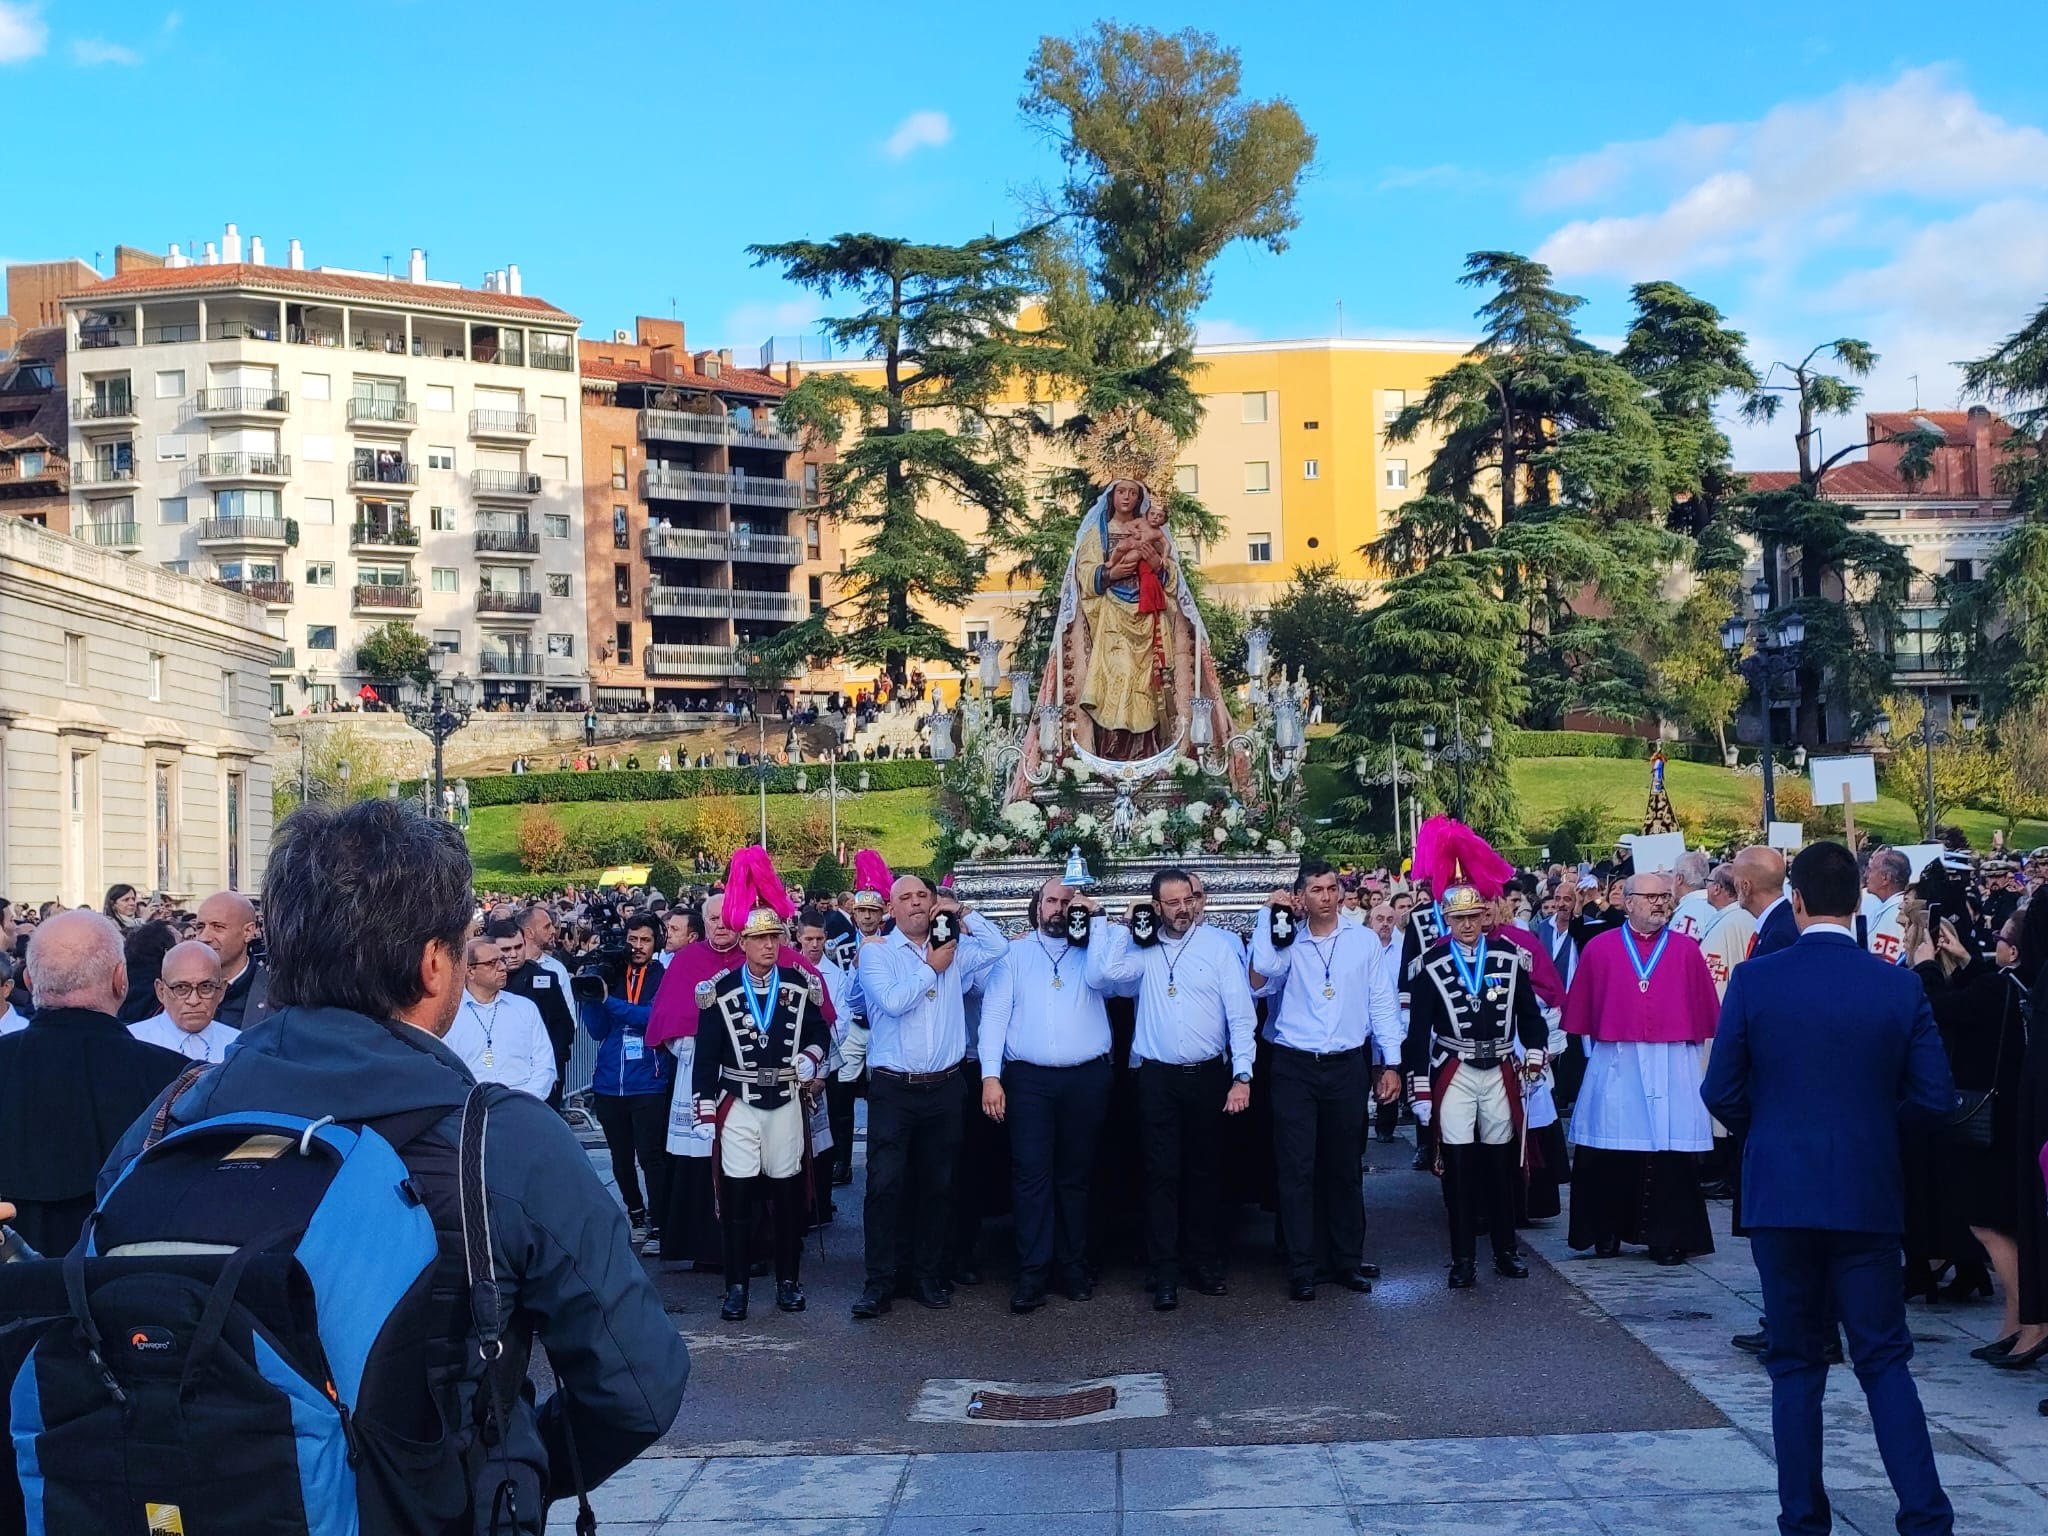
[1194,317,1260,346]
[162,10,181,33]
[882,109,951,161]
[0,3,47,63]
[71,38,140,66]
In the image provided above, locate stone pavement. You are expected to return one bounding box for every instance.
[579,1134,2048,1533]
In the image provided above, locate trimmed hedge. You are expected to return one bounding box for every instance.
[1504,730,1737,766]
[412,760,940,807]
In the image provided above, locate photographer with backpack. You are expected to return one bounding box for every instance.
[0,799,688,1536]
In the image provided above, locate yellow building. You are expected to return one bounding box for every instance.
[796,334,1468,685]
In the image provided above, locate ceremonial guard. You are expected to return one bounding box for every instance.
[1405,880,1549,1287]
[693,863,832,1323]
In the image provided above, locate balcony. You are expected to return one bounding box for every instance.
[643,643,755,679]
[643,586,806,622]
[194,387,290,419]
[72,395,139,428]
[476,589,542,617]
[349,521,419,551]
[213,578,295,606]
[474,524,540,555]
[78,521,142,552]
[195,452,291,482]
[477,650,539,676]
[78,324,136,350]
[198,516,293,547]
[641,467,804,509]
[272,646,295,671]
[473,469,541,499]
[347,397,418,429]
[352,582,422,613]
[637,409,802,454]
[0,457,67,490]
[74,459,140,490]
[642,524,803,565]
[349,456,419,491]
[469,409,537,440]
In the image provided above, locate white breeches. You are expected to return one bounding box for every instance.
[721,1098,805,1179]
[1437,1062,1515,1147]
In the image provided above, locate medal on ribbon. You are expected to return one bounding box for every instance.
[1624,927,1671,995]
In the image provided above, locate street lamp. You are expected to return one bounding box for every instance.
[1422,700,1491,822]
[397,649,477,821]
[795,751,864,859]
[1721,590,1807,827]
[1354,732,1412,859]
[1874,686,1979,840]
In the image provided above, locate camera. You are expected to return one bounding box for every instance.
[570,961,609,1004]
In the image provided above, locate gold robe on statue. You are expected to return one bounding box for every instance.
[1075,510,1170,738]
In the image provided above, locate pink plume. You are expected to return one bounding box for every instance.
[1413,815,1512,901]
[853,848,893,896]
[721,845,796,931]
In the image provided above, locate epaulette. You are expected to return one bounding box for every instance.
[695,974,721,1008]
[805,973,824,1006]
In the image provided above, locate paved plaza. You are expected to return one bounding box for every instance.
[575,1128,2048,1533]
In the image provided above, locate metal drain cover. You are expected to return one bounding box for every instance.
[969,1386,1117,1422]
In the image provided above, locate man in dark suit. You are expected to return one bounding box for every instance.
[1734,844,1799,957]
[1703,841,1955,1536]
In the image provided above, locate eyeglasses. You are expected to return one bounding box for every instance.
[162,980,225,1000]
[1632,892,1675,906]
[468,956,508,970]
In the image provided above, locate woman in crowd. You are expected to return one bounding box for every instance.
[101,883,142,933]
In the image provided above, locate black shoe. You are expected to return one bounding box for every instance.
[1010,1286,1047,1314]
[1376,1129,1398,1143]
[1594,1238,1622,1259]
[1325,1267,1373,1294]
[719,1285,749,1322]
[1651,1248,1687,1267]
[1991,1338,2048,1371]
[1448,1258,1477,1289]
[1288,1278,1316,1301]
[912,1279,953,1310]
[1061,1276,1095,1303]
[1698,1179,1734,1201]
[1191,1271,1228,1297]
[1972,1333,2020,1362]
[1411,1146,1434,1171]
[1152,1285,1179,1312]
[851,1285,892,1319]
[776,1280,805,1313]
[1732,1325,1768,1355]
[1494,1251,1530,1279]
[832,1165,853,1187]
[951,1266,983,1287]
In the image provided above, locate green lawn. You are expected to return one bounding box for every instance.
[464,787,940,881]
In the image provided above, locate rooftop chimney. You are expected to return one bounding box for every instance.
[288,239,305,270]
[408,248,426,283]
[166,243,189,269]
[223,223,242,263]
[506,263,521,296]
[202,241,218,265]
[480,271,499,293]
[249,236,266,266]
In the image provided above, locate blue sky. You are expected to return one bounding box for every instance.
[6,0,2047,467]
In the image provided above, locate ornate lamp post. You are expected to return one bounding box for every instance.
[794,753,868,862]
[1353,732,1409,858]
[397,649,477,821]
[1872,688,1980,841]
[1720,576,1806,828]
[1421,700,1492,823]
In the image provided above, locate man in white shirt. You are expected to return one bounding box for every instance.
[1859,847,1911,964]
[1669,850,1715,940]
[797,912,860,1199]
[977,877,1116,1314]
[1250,859,1403,1301]
[851,876,1007,1319]
[445,936,558,1100]
[128,940,240,1063]
[1089,867,1256,1310]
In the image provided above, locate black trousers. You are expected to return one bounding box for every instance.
[1005,1058,1112,1290]
[826,1074,861,1179]
[721,1174,808,1288]
[1440,1140,1519,1263]
[863,1070,965,1290]
[1268,1045,1370,1283]
[592,1090,671,1224]
[1138,1056,1230,1285]
[945,1060,1008,1277]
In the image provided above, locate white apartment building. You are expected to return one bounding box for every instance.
[0,516,276,906]
[61,229,588,713]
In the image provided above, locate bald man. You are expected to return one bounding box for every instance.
[196,890,270,1030]
[0,911,184,1254]
[129,939,240,1063]
[1733,846,1796,958]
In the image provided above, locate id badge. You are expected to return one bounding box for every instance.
[624,1033,645,1062]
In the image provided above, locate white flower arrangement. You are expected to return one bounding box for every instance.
[1001,800,1044,833]
[1265,838,1287,856]
[1287,826,1305,849]
[1221,803,1245,830]
[1172,756,1202,779]
[1184,800,1212,825]
[1211,826,1228,846]
[1073,813,1100,837]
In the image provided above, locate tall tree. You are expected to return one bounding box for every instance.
[354,620,430,691]
[1262,561,1366,713]
[750,232,1045,684]
[1361,494,1493,578]
[1616,281,1758,537]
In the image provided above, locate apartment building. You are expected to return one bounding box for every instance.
[0,329,71,532]
[578,320,834,705]
[794,333,1464,683]
[61,227,589,714]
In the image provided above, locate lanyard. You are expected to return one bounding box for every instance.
[1623,926,1672,994]
[740,967,777,1037]
[468,996,500,1052]
[624,963,648,1005]
[1449,936,1488,1001]
[1304,932,1338,999]
[1161,932,1195,998]
[1035,936,1071,990]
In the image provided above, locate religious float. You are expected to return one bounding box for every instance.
[937,408,1312,930]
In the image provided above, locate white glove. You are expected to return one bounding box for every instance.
[795,1051,819,1084]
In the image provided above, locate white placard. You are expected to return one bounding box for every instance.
[1629,831,1687,873]
[1768,821,1806,852]
[1894,843,1947,879]
[1807,754,1878,806]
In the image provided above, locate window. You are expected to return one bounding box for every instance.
[154,369,185,399]
[1175,464,1199,495]
[808,574,824,608]
[225,770,244,891]
[964,621,991,649]
[65,632,87,687]
[216,489,282,519]
[425,385,454,413]
[614,622,632,658]
[1241,392,1269,424]
[302,433,333,463]
[432,630,461,653]
[805,517,822,559]
[1382,388,1407,424]
[307,623,336,653]
[305,561,335,587]
[543,512,570,540]
[610,447,627,490]
[1303,459,1320,480]
[17,451,43,477]
[540,395,567,423]
[1891,608,1951,672]
[541,454,569,482]
[431,567,459,593]
[1303,420,1320,430]
[152,759,176,892]
[161,560,188,575]
[221,670,236,718]
[427,445,454,471]
[301,496,334,526]
[1384,458,1409,490]
[803,463,821,501]
[1244,461,1271,493]
[1948,559,1976,584]
[158,496,188,525]
[1247,533,1273,564]
[148,652,165,702]
[430,505,457,532]
[547,572,571,598]
[155,434,188,462]
[613,564,631,607]
[612,505,629,549]
[358,563,409,588]
[547,633,574,658]
[301,372,330,402]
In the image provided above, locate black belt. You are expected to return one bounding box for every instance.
[1271,1042,1365,1063]
[871,1062,961,1086]
[1433,1034,1508,1069]
[1145,1054,1226,1073]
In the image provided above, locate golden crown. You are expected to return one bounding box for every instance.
[1076,405,1181,492]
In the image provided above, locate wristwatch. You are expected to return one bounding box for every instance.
[1233,1072,1251,1084]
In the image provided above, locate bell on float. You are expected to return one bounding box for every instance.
[1061,847,1097,887]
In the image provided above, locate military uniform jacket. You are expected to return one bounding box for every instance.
[1397,904,1444,1001]
[1402,936,1548,1077]
[692,964,832,1111]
